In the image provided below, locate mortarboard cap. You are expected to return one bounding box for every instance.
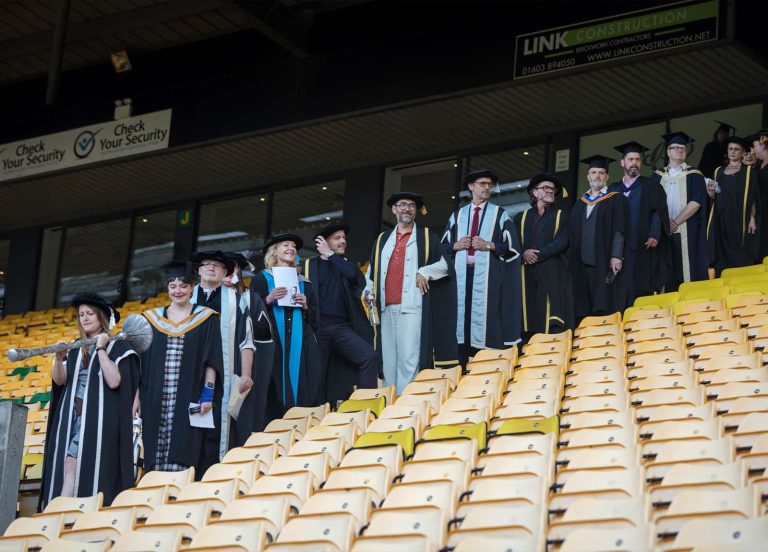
[715,120,736,134]
[316,221,351,240]
[166,260,196,283]
[614,141,648,156]
[463,169,499,189]
[527,173,563,195]
[725,136,750,150]
[580,155,614,170]
[662,131,694,147]
[387,191,427,215]
[192,250,235,275]
[262,233,304,256]
[72,292,121,325]
[225,252,255,273]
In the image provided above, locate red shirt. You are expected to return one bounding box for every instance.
[384,229,412,305]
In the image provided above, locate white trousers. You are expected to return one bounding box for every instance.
[380,304,422,395]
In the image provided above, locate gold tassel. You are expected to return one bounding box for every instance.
[420,206,428,216]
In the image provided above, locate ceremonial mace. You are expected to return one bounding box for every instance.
[6,314,154,362]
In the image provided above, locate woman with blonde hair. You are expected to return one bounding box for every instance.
[41,293,139,508]
[250,234,321,417]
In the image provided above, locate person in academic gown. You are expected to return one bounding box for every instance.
[649,131,709,289]
[365,192,458,394]
[707,136,760,275]
[40,294,139,509]
[190,250,254,459]
[304,222,378,406]
[140,262,223,477]
[250,234,322,415]
[699,121,735,179]
[570,155,630,321]
[608,141,670,305]
[223,252,275,438]
[752,130,768,261]
[514,173,573,338]
[441,169,522,364]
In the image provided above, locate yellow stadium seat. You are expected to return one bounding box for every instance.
[639,419,722,459]
[555,448,639,481]
[687,329,748,348]
[559,410,634,433]
[679,277,725,293]
[477,454,550,482]
[0,513,65,550]
[549,468,644,512]
[413,366,462,389]
[447,505,542,548]
[626,339,684,356]
[623,306,673,322]
[653,487,759,538]
[729,293,768,311]
[465,475,543,508]
[622,316,675,332]
[362,506,445,550]
[572,334,623,350]
[669,517,768,552]
[413,437,477,468]
[60,508,136,544]
[573,324,623,338]
[730,411,768,453]
[222,444,277,472]
[648,462,745,508]
[523,340,570,356]
[202,460,259,489]
[674,298,726,316]
[430,407,489,427]
[577,312,622,329]
[112,528,182,552]
[466,359,512,382]
[495,415,559,436]
[245,429,296,455]
[547,497,650,544]
[422,422,486,452]
[382,479,457,518]
[282,403,330,424]
[395,392,442,416]
[276,512,359,551]
[634,291,679,308]
[103,486,170,522]
[694,352,761,374]
[42,493,103,526]
[740,434,768,478]
[719,396,768,427]
[684,318,740,336]
[354,427,414,459]
[321,410,373,432]
[186,519,268,552]
[219,495,289,539]
[724,272,768,289]
[398,457,469,491]
[268,452,330,486]
[527,329,572,344]
[137,467,194,497]
[402,379,450,399]
[558,526,655,552]
[337,397,386,418]
[689,342,752,361]
[265,416,312,438]
[351,534,435,552]
[679,286,730,303]
[349,386,395,405]
[722,264,767,279]
[134,501,210,544]
[341,446,403,483]
[41,539,109,552]
[364,416,422,440]
[732,280,768,295]
[645,437,734,481]
[174,479,239,515]
[299,487,373,525]
[323,464,391,503]
[304,423,361,448]
[627,350,687,368]
[379,402,430,425]
[287,435,347,465]
[246,471,314,513]
[472,346,517,364]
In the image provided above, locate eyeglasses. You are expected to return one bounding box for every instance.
[667,145,686,151]
[200,262,226,269]
[394,203,417,211]
[535,186,556,192]
[471,181,494,188]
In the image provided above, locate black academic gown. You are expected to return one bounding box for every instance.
[369,225,459,369]
[608,177,670,303]
[251,272,322,415]
[140,306,223,477]
[758,164,768,261]
[40,340,139,509]
[570,191,630,320]
[303,256,374,406]
[514,206,574,335]
[441,204,523,350]
[708,164,761,275]
[649,165,709,286]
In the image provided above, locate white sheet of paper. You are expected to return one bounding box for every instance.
[228,375,251,421]
[272,266,300,307]
[188,402,215,428]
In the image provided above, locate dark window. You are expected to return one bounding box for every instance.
[197,192,269,266]
[128,210,177,301]
[57,219,131,306]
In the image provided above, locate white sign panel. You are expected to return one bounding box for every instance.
[555,148,570,172]
[0,109,172,182]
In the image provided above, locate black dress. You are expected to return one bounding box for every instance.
[40,340,139,508]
